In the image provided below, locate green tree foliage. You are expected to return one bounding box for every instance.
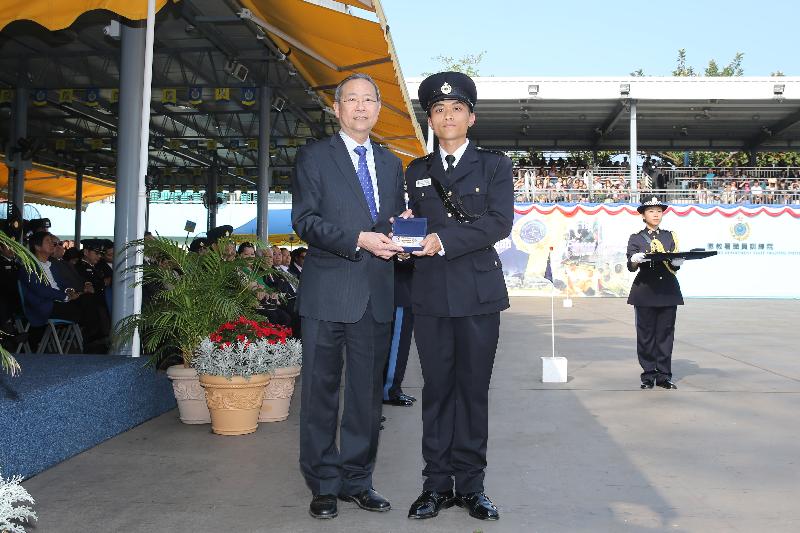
[423,51,486,77]
[0,232,40,376]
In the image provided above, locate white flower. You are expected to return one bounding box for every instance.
[0,469,37,533]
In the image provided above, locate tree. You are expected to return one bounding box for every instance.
[671,49,696,77]
[630,69,645,77]
[423,51,486,77]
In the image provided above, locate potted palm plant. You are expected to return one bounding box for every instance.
[193,317,300,435]
[0,231,39,377]
[114,237,274,424]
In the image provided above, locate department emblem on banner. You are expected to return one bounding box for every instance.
[188,87,203,105]
[730,217,750,241]
[110,88,119,104]
[85,87,100,106]
[241,87,256,106]
[32,89,48,106]
[0,89,13,104]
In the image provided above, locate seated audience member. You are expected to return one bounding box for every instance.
[18,232,110,351]
[289,247,306,278]
[0,241,22,341]
[49,235,86,292]
[239,242,293,328]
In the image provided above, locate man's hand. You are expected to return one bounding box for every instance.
[412,233,443,256]
[389,209,414,224]
[83,282,95,294]
[358,231,404,260]
[630,252,650,264]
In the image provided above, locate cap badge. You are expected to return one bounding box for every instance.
[440,82,452,95]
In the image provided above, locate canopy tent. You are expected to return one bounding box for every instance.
[0,0,169,31]
[0,160,115,209]
[240,0,425,165]
[233,209,300,246]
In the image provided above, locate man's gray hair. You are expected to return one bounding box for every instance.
[334,72,381,102]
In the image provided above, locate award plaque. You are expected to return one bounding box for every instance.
[392,217,427,252]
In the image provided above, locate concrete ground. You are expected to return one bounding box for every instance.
[22,297,800,533]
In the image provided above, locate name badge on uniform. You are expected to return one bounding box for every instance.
[415,178,431,188]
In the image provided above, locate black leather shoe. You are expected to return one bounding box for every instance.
[383,395,414,406]
[397,392,416,402]
[339,488,391,512]
[657,380,678,389]
[455,492,499,521]
[380,415,386,422]
[408,490,455,519]
[640,380,654,389]
[309,495,337,519]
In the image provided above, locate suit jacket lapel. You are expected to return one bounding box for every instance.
[428,152,449,187]
[374,144,393,220]
[329,134,373,221]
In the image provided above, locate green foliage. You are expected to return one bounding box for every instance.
[423,51,486,77]
[661,150,799,168]
[113,237,277,368]
[0,232,40,376]
[672,49,696,77]
[630,69,645,77]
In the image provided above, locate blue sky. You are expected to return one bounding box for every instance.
[380,0,799,77]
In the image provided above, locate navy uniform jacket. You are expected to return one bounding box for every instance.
[405,143,514,317]
[77,259,105,295]
[291,134,405,324]
[626,228,684,307]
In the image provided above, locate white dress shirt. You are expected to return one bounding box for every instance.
[438,139,470,170]
[339,131,380,212]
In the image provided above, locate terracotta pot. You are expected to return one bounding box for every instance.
[199,374,271,435]
[166,365,211,424]
[259,365,301,423]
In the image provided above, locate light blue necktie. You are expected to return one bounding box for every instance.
[354,145,378,222]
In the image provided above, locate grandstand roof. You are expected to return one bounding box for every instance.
[407,77,800,153]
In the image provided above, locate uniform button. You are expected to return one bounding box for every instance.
[494,261,498,266]
[659,276,663,280]
[447,213,452,218]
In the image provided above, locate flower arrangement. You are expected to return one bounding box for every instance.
[192,317,302,379]
[0,469,36,533]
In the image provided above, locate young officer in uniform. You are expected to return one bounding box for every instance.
[627,196,684,390]
[404,72,513,522]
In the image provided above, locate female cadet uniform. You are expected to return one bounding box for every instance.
[626,197,684,389]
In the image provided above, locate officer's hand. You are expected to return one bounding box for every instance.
[84,282,95,294]
[358,231,404,260]
[413,233,443,256]
[670,257,685,267]
[630,252,650,264]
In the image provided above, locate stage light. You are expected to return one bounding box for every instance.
[619,83,630,96]
[528,84,539,96]
[773,84,785,96]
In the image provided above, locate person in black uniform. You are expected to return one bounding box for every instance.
[382,258,417,407]
[405,72,513,522]
[627,196,684,390]
[77,239,108,299]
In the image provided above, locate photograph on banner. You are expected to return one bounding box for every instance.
[498,203,800,299]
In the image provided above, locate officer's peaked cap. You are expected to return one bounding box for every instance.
[418,71,477,113]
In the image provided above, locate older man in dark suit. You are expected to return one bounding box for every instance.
[292,72,408,520]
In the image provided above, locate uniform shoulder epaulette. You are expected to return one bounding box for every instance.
[407,153,433,169]
[475,147,507,157]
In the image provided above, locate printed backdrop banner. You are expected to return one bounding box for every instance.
[496,203,800,299]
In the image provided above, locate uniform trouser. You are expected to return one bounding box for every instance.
[635,305,677,382]
[383,306,414,400]
[414,313,500,494]
[298,302,391,497]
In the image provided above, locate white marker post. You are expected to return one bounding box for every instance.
[541,252,568,382]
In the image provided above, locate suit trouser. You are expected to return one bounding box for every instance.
[298,302,390,496]
[383,306,414,400]
[414,312,500,494]
[635,305,677,382]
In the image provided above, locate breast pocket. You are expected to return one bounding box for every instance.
[459,192,487,215]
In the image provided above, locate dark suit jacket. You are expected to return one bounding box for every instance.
[405,143,514,317]
[18,265,69,327]
[626,229,684,307]
[291,134,405,324]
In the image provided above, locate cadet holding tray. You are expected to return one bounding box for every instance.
[626,197,685,390]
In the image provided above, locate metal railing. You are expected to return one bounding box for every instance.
[513,187,800,205]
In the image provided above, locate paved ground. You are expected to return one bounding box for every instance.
[21,297,800,533]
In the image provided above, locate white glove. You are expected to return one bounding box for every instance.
[670,258,685,267]
[630,252,650,264]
